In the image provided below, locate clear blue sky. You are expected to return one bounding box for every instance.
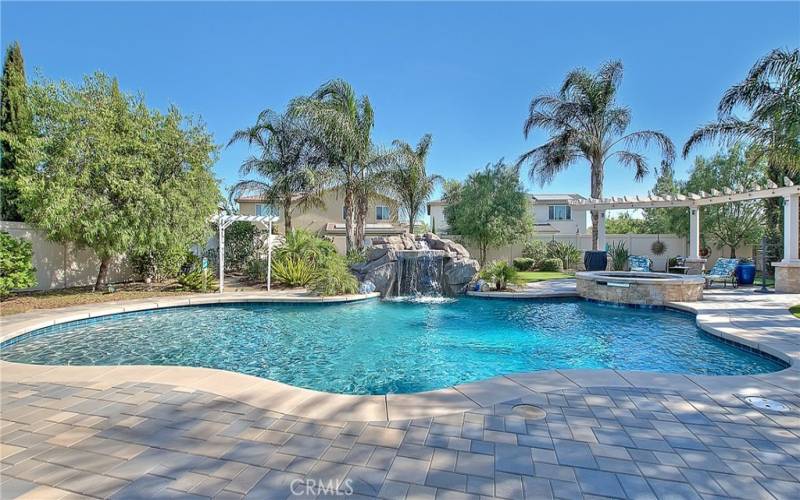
[3,1,798,200]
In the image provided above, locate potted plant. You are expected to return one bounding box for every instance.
[735,257,756,285]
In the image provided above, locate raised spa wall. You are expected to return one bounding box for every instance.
[576,272,705,306]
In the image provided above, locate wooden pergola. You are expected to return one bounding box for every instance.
[211,214,280,293]
[567,178,800,272]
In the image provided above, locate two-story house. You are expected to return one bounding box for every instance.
[427,193,589,236]
[236,190,409,253]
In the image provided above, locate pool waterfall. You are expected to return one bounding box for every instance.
[394,249,446,298]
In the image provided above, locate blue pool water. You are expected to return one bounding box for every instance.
[1,298,785,394]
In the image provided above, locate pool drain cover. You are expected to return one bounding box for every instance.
[512,404,547,420]
[744,397,789,412]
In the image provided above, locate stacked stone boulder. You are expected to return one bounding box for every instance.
[351,233,480,296]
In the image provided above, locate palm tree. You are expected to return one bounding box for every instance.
[354,146,397,245]
[683,48,799,172]
[517,61,675,250]
[228,109,326,233]
[390,134,442,234]
[683,48,800,261]
[289,79,374,252]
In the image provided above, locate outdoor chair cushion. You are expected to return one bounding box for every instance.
[704,258,739,286]
[627,255,652,272]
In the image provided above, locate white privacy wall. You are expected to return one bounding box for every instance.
[460,233,754,271]
[1,221,133,291]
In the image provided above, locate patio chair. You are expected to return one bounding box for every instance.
[704,258,739,288]
[627,255,652,272]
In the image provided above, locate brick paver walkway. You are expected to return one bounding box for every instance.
[2,381,799,499]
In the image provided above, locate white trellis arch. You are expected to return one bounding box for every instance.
[211,214,279,293]
[568,178,800,291]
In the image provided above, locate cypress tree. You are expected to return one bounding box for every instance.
[1,41,33,221]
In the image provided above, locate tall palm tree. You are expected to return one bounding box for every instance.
[683,48,800,261]
[390,134,442,234]
[683,48,799,172]
[289,79,374,252]
[517,61,675,249]
[228,109,326,233]
[354,146,397,245]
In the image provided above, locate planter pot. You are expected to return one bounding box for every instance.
[735,263,756,285]
[583,251,608,271]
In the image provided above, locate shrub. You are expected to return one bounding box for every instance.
[309,256,359,296]
[345,248,367,266]
[538,258,563,272]
[522,240,548,264]
[219,221,258,272]
[276,229,336,265]
[608,241,629,271]
[0,232,37,297]
[131,247,190,282]
[479,260,518,290]
[177,269,217,292]
[513,257,535,271]
[245,259,270,281]
[546,241,581,269]
[272,255,316,287]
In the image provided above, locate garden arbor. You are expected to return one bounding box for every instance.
[212,213,279,293]
[568,179,800,292]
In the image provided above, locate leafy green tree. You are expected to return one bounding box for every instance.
[517,60,675,250]
[643,162,686,235]
[14,73,219,289]
[390,134,442,234]
[443,161,532,263]
[605,212,648,234]
[228,109,327,233]
[0,42,34,221]
[685,146,765,258]
[289,79,375,252]
[0,231,36,296]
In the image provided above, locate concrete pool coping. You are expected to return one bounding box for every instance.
[1,289,798,422]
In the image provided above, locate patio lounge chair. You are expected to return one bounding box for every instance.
[704,258,739,288]
[627,255,652,272]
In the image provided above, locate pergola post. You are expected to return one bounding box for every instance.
[685,206,707,274]
[218,221,226,293]
[783,193,799,262]
[689,207,700,259]
[596,210,606,251]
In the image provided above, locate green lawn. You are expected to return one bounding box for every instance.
[791,305,800,319]
[516,271,575,283]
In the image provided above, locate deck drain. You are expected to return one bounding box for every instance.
[512,404,547,420]
[744,397,789,412]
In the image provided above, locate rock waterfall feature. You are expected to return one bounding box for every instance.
[351,233,480,297]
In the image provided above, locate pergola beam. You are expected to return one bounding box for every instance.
[569,185,800,210]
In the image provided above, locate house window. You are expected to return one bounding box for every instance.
[255,204,276,217]
[376,205,390,221]
[548,205,571,220]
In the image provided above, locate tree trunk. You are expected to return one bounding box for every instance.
[94,255,111,292]
[283,197,292,234]
[343,187,356,253]
[730,247,737,258]
[590,159,605,250]
[408,213,415,235]
[355,191,368,249]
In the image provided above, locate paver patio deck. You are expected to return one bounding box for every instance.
[1,288,798,498]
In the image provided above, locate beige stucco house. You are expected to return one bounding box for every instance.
[428,193,589,236]
[236,190,409,253]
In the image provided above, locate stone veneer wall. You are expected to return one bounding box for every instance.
[773,262,800,293]
[576,276,704,306]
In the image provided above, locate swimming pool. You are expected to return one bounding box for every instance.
[0,298,785,395]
